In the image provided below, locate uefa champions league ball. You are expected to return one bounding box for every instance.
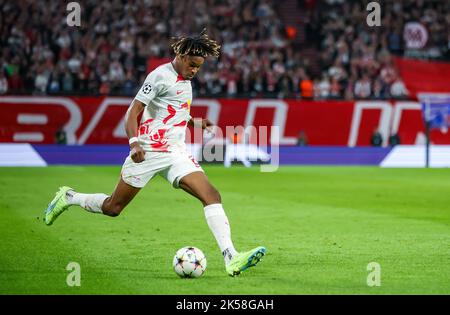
[173,246,207,278]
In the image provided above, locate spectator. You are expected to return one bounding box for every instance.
[47,69,61,93]
[354,74,372,99]
[122,70,138,96]
[61,70,74,92]
[55,128,67,145]
[0,72,8,94]
[370,129,383,147]
[6,57,24,93]
[344,75,356,100]
[226,68,239,97]
[316,73,331,99]
[329,77,342,99]
[35,67,49,94]
[296,131,308,146]
[372,79,385,99]
[300,72,314,100]
[380,60,397,86]
[328,59,347,83]
[277,74,294,99]
[99,81,110,95]
[388,133,401,146]
[390,78,409,99]
[109,60,125,91]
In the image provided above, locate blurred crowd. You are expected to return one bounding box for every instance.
[0,0,449,99]
[0,0,290,98]
[307,0,450,100]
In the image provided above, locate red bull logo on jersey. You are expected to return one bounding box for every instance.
[149,128,169,151]
[181,100,191,113]
[138,119,154,136]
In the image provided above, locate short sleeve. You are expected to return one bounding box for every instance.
[134,71,165,106]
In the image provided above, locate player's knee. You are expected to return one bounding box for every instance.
[213,188,221,203]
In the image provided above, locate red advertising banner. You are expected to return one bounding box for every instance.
[1,96,450,146]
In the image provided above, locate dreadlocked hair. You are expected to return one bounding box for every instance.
[171,28,221,58]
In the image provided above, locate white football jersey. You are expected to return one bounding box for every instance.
[133,62,193,152]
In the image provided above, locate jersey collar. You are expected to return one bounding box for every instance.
[170,61,188,82]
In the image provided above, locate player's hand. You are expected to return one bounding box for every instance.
[201,119,214,133]
[130,143,145,163]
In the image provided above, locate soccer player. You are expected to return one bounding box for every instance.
[43,30,265,277]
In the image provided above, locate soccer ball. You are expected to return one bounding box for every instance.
[173,246,207,278]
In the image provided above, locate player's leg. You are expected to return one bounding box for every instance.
[44,152,163,225]
[44,177,140,225]
[178,171,236,259]
[178,171,265,276]
[72,177,141,217]
[178,171,221,206]
[163,156,237,261]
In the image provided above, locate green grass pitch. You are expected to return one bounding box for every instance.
[0,166,449,294]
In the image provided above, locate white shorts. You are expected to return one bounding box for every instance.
[121,151,204,188]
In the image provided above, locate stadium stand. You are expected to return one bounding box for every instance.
[0,0,449,99]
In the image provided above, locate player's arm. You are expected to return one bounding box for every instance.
[188,118,214,130]
[127,71,164,163]
[125,100,146,163]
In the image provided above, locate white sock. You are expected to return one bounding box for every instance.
[204,203,238,264]
[66,190,108,214]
